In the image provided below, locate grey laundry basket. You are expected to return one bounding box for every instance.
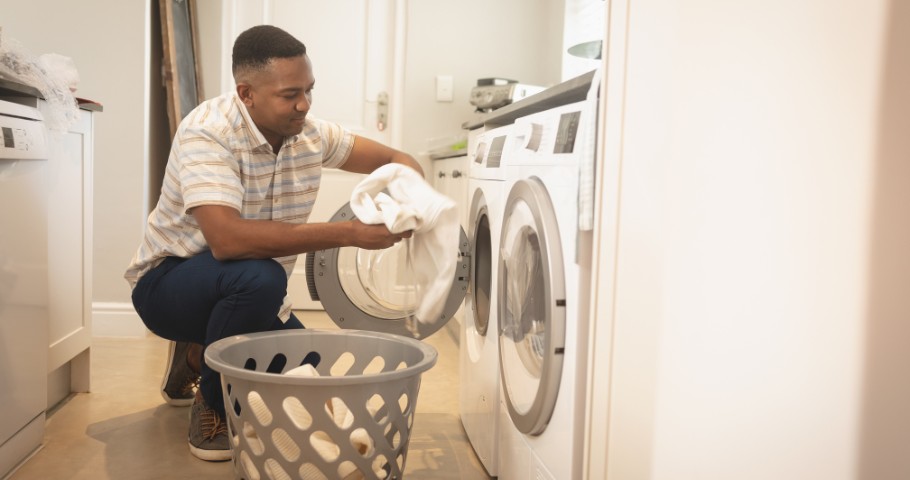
[205,329,438,480]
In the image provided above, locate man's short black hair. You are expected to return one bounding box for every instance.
[232,25,306,77]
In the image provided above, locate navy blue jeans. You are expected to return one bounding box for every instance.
[131,251,304,418]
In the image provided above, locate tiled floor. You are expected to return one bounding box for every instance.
[9,311,491,480]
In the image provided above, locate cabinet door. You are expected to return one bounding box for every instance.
[435,155,469,230]
[47,109,92,384]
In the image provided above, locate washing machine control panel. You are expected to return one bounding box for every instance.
[473,134,507,168]
[554,111,582,154]
[510,106,585,162]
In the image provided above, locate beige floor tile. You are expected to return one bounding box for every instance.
[8,311,490,480]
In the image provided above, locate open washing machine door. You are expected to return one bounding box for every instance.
[305,201,470,339]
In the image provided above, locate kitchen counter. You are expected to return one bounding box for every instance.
[0,76,42,97]
[0,76,103,112]
[429,147,467,160]
[462,69,596,130]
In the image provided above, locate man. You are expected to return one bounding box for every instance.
[125,25,421,461]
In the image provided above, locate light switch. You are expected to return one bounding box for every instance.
[436,75,454,102]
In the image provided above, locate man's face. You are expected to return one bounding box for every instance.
[238,54,315,147]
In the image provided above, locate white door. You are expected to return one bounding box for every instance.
[224,0,404,310]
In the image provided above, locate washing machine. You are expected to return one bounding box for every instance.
[305,203,469,339]
[496,96,597,480]
[459,122,514,476]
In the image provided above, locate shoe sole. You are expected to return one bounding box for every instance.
[161,340,195,407]
[188,443,232,462]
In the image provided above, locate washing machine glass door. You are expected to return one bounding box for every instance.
[306,201,469,339]
[468,189,493,337]
[498,177,566,435]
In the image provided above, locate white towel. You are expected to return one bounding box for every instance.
[578,66,602,232]
[349,163,460,330]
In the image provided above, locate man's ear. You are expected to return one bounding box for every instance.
[236,83,253,107]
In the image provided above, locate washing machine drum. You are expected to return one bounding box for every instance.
[305,201,470,339]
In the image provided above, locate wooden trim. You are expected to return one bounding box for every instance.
[159,0,179,137]
[159,0,203,138]
[188,0,205,104]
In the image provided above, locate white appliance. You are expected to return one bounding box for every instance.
[459,123,512,476]
[305,207,470,340]
[496,97,597,480]
[470,79,545,113]
[0,98,49,478]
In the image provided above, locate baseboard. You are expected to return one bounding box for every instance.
[92,301,149,338]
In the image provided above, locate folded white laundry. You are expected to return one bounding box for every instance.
[349,163,460,330]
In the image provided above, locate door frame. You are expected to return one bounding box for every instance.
[214,0,407,149]
[214,0,409,310]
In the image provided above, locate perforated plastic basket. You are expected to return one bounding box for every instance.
[205,329,438,480]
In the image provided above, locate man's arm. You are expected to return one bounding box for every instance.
[192,135,420,261]
[191,205,409,261]
[340,135,425,177]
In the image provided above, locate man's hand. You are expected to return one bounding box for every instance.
[348,220,412,250]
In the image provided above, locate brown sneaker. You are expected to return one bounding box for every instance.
[187,397,231,461]
[161,340,200,406]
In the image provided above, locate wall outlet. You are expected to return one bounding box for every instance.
[436,75,454,102]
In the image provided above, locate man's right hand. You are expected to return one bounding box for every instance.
[348,219,412,250]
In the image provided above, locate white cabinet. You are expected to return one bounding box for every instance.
[432,155,469,231]
[46,106,94,407]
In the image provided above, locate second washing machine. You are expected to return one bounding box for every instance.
[496,92,598,480]
[459,122,515,476]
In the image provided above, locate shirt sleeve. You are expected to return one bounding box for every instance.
[316,118,355,169]
[177,124,244,214]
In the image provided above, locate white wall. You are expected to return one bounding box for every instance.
[192,0,566,162]
[590,0,910,478]
[1,0,151,337]
[195,0,226,100]
[401,0,564,157]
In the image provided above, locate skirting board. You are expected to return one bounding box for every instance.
[92,302,149,338]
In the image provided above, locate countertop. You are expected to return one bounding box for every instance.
[429,148,467,160]
[0,76,103,112]
[462,69,596,131]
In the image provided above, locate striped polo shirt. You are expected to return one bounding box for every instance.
[124,91,354,321]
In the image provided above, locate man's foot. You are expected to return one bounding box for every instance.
[188,396,232,461]
[162,340,200,406]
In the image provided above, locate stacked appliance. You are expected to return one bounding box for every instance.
[458,68,599,480]
[0,98,50,478]
[495,93,598,479]
[459,122,514,476]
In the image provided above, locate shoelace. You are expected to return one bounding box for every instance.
[199,405,228,440]
[180,373,200,397]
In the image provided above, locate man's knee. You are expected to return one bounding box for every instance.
[228,259,287,301]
